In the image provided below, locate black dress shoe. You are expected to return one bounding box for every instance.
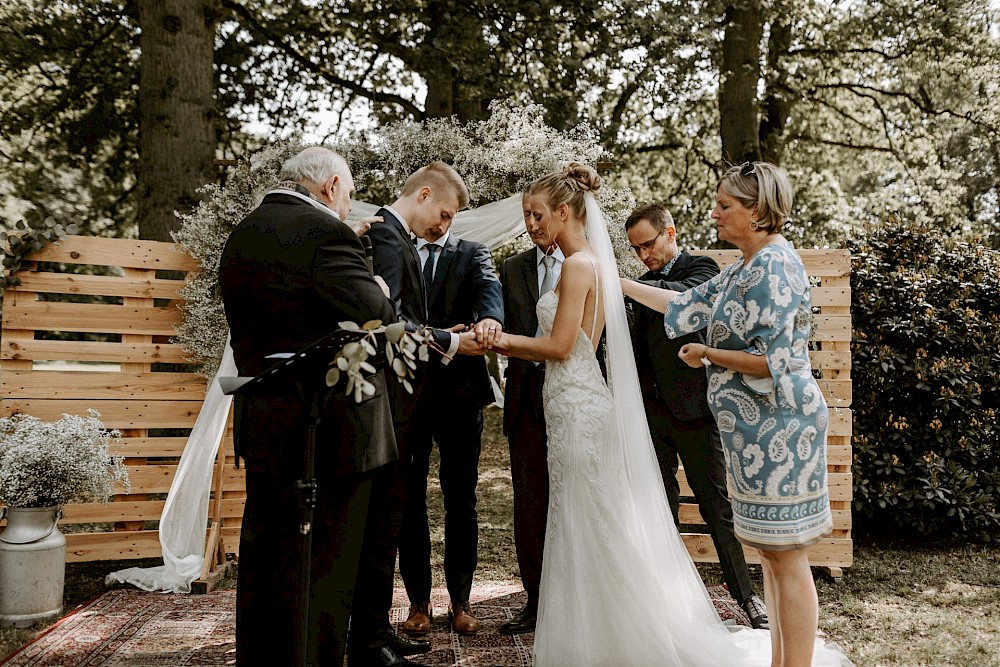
[739,594,770,629]
[386,629,431,656]
[498,607,537,635]
[355,644,423,667]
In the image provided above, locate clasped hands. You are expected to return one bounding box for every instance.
[453,318,506,356]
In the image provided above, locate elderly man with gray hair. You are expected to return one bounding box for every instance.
[219,145,397,666]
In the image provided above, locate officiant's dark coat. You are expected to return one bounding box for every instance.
[219,191,397,666]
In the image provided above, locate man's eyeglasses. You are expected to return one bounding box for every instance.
[630,229,664,253]
[739,161,757,177]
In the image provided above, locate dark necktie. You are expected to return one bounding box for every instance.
[423,244,439,292]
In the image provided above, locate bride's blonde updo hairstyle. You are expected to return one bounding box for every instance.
[718,161,793,234]
[524,162,603,221]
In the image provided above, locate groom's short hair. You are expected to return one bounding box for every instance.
[625,203,674,233]
[401,161,470,210]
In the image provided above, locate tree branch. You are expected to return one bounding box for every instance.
[221,0,424,119]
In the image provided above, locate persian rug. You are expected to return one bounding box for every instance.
[1,584,749,666]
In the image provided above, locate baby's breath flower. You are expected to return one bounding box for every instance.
[0,410,129,508]
[173,102,635,376]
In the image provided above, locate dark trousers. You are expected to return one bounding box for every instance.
[506,368,549,613]
[646,398,754,604]
[237,442,372,667]
[399,405,484,604]
[350,420,415,645]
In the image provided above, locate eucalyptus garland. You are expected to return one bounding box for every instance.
[173,101,638,377]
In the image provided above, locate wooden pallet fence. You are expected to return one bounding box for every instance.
[1,237,852,576]
[681,249,853,577]
[0,235,244,563]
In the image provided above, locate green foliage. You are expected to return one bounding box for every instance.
[850,219,1000,541]
[0,213,79,310]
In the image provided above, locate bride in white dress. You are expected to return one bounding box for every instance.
[490,164,850,666]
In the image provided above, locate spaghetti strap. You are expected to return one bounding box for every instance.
[585,254,599,342]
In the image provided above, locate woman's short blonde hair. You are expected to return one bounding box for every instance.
[718,161,793,234]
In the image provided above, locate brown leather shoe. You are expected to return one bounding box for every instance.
[448,601,480,635]
[402,601,432,635]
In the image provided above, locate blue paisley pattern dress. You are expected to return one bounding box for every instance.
[662,243,832,549]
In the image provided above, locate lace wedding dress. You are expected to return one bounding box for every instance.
[530,196,852,666]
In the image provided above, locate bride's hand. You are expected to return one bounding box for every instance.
[490,332,511,356]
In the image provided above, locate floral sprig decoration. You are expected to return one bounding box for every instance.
[327,320,437,402]
[0,410,130,509]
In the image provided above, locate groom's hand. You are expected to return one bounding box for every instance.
[457,330,487,355]
[473,318,503,349]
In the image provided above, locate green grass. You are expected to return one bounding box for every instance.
[3,406,1000,665]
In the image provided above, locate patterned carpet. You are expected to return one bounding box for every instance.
[1,584,750,666]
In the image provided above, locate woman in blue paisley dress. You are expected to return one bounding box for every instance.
[622,161,833,667]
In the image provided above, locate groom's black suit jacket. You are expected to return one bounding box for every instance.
[367,207,455,421]
[630,250,719,421]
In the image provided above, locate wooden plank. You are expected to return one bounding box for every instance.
[65,530,162,562]
[62,497,247,524]
[120,464,245,495]
[690,249,851,277]
[681,534,853,567]
[21,236,199,272]
[809,350,851,370]
[809,315,852,342]
[3,301,182,336]
[9,272,188,300]
[1,339,193,364]
[0,399,207,428]
[1,370,208,400]
[811,286,851,307]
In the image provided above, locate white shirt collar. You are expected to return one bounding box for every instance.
[415,231,450,251]
[270,187,341,222]
[384,204,411,234]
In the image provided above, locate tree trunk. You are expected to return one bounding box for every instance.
[136,0,219,242]
[759,16,793,166]
[719,0,764,165]
[420,2,493,122]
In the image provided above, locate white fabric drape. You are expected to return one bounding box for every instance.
[106,342,236,593]
[348,195,526,250]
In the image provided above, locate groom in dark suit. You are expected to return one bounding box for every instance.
[495,214,564,635]
[625,202,768,629]
[398,217,504,636]
[219,147,398,666]
[350,162,487,666]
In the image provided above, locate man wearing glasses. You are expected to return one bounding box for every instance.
[624,203,769,630]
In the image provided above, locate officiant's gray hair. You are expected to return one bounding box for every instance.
[280,146,350,185]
